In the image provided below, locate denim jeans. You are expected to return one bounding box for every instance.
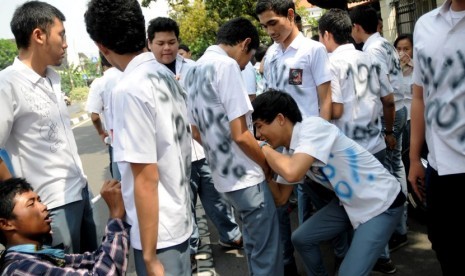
[292,197,403,276]
[224,180,284,276]
[134,239,190,276]
[381,106,408,258]
[189,158,241,254]
[49,185,100,253]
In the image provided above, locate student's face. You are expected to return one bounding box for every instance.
[258,9,294,45]
[8,191,51,241]
[396,38,413,59]
[237,49,256,70]
[149,31,179,65]
[351,24,363,44]
[254,117,282,148]
[43,18,68,66]
[178,49,191,59]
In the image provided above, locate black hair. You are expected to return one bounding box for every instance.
[254,44,268,62]
[179,44,190,53]
[216,18,259,53]
[295,13,302,23]
[0,178,33,245]
[311,34,320,41]
[252,89,302,124]
[84,0,146,55]
[349,5,378,34]
[147,17,180,43]
[255,0,295,17]
[394,33,413,48]
[318,9,352,45]
[10,1,66,49]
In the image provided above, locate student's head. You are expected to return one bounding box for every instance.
[349,5,378,43]
[178,44,192,59]
[216,17,259,70]
[147,17,180,65]
[252,90,302,148]
[10,1,67,66]
[318,9,352,52]
[254,44,268,63]
[256,0,298,46]
[84,0,146,67]
[394,33,413,59]
[377,14,383,35]
[0,178,51,247]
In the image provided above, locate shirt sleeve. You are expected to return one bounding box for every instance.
[330,63,343,103]
[0,79,14,148]
[85,78,104,114]
[310,44,332,86]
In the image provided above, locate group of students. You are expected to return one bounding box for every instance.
[0,0,463,276]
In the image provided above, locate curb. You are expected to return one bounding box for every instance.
[70,113,90,126]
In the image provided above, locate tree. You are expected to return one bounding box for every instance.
[0,39,18,70]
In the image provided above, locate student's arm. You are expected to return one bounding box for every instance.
[0,159,12,180]
[230,115,271,180]
[408,84,426,201]
[90,113,108,144]
[261,144,314,183]
[331,103,343,120]
[317,81,332,121]
[130,163,164,276]
[267,178,295,206]
[380,93,396,150]
[191,125,202,145]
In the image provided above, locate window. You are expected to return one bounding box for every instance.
[394,0,436,34]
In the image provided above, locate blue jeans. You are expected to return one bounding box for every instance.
[189,158,241,254]
[277,203,296,266]
[382,106,408,258]
[134,239,190,276]
[224,181,284,276]
[49,185,100,253]
[292,197,403,276]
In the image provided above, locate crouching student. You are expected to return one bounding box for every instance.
[0,178,130,275]
[252,90,405,276]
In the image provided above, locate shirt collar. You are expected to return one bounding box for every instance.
[332,43,356,55]
[123,52,155,76]
[289,121,302,152]
[12,58,60,85]
[362,32,382,51]
[437,0,452,17]
[205,45,228,57]
[278,32,305,53]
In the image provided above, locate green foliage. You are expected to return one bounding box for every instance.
[0,39,18,70]
[69,86,89,101]
[59,65,87,94]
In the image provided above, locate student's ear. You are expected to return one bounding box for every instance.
[31,27,46,46]
[96,43,110,56]
[241,38,251,53]
[0,218,15,232]
[277,113,286,126]
[287,8,295,22]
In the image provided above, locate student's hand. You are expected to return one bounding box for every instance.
[145,257,164,276]
[384,134,397,150]
[408,160,426,202]
[100,179,125,219]
[100,132,109,145]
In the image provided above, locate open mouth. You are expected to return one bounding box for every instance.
[44,213,52,224]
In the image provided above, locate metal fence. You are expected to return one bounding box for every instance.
[393,0,437,35]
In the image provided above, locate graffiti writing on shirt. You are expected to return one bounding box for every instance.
[380,41,402,77]
[321,149,376,200]
[22,86,65,153]
[147,72,192,186]
[418,49,465,143]
[184,65,247,180]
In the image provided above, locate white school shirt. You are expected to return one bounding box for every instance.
[329,43,386,154]
[185,45,265,193]
[413,0,465,175]
[112,52,192,249]
[172,54,205,162]
[0,58,87,209]
[278,118,400,229]
[263,33,332,118]
[85,67,121,135]
[241,61,257,96]
[363,33,404,111]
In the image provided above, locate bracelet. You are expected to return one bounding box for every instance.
[259,141,269,148]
